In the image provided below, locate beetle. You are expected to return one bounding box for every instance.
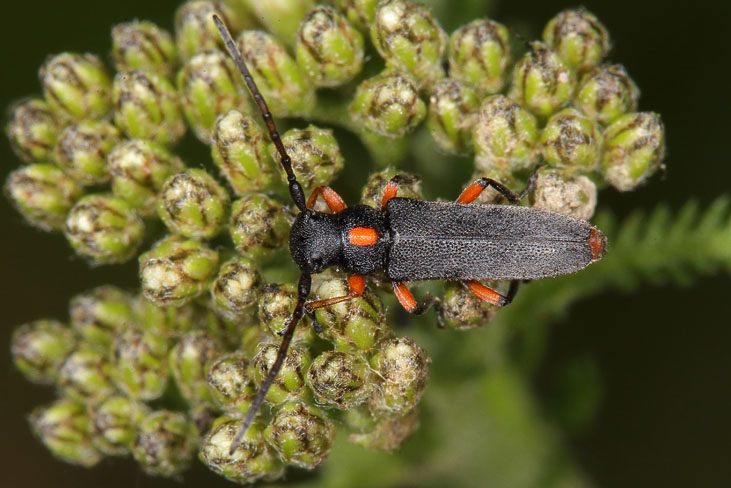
[213,15,607,453]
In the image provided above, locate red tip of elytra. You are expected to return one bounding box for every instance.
[588,228,607,261]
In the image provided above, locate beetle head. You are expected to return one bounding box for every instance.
[289,210,342,274]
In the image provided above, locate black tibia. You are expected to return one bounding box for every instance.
[472,165,541,203]
[212,14,306,212]
[228,272,311,454]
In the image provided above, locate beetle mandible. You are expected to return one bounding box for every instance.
[213,15,607,453]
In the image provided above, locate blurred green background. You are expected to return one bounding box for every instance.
[1,0,729,487]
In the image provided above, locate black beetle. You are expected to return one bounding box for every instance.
[213,15,606,453]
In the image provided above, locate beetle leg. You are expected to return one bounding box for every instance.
[307,186,347,212]
[392,282,445,328]
[305,275,365,311]
[456,165,542,204]
[463,279,521,306]
[381,176,402,210]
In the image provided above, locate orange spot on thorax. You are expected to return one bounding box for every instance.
[348,227,380,246]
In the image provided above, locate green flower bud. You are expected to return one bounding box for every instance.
[112,327,170,400]
[6,98,64,163]
[532,168,597,220]
[39,52,112,120]
[473,95,539,174]
[211,110,279,196]
[197,303,253,349]
[29,398,102,468]
[575,64,639,125]
[253,342,312,404]
[11,319,76,384]
[189,404,218,440]
[65,194,145,265]
[509,42,575,118]
[296,7,364,87]
[427,78,480,154]
[169,331,223,405]
[347,407,419,450]
[132,410,196,478]
[207,353,256,415]
[240,324,275,357]
[371,0,447,87]
[332,0,379,31]
[313,276,388,351]
[601,112,666,191]
[360,168,421,208]
[108,139,185,216]
[200,417,284,484]
[229,194,291,258]
[157,169,230,240]
[306,350,373,409]
[244,0,314,43]
[177,51,250,142]
[350,71,426,137]
[448,19,511,95]
[139,235,220,307]
[543,8,610,72]
[441,281,497,330]
[264,401,335,469]
[112,21,178,76]
[70,285,134,349]
[540,108,601,172]
[369,337,429,417]
[89,395,149,455]
[133,294,199,337]
[4,163,82,231]
[236,31,314,117]
[57,344,116,404]
[257,283,315,342]
[55,120,121,186]
[112,70,185,146]
[212,255,262,318]
[174,0,251,60]
[274,125,344,195]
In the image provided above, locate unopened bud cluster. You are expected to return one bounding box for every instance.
[6,1,665,485]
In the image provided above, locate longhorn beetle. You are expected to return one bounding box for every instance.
[213,15,607,454]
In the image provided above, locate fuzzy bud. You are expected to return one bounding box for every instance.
[306,350,373,409]
[540,108,601,172]
[112,328,170,400]
[252,342,312,404]
[212,255,262,318]
[55,120,121,186]
[543,8,610,72]
[371,0,447,87]
[532,168,598,220]
[207,353,256,415]
[229,194,291,258]
[200,417,284,484]
[264,401,335,469]
[348,408,419,450]
[29,398,102,468]
[601,112,666,191]
[132,410,196,478]
[211,110,279,196]
[4,163,82,231]
[441,281,498,330]
[108,139,185,216]
[473,95,539,174]
[89,395,149,455]
[139,235,219,307]
[350,71,426,137]
[64,194,145,265]
[333,0,379,31]
[575,64,639,125]
[113,70,185,146]
[448,19,511,95]
[427,78,480,154]
[174,1,251,60]
[133,294,199,337]
[369,337,429,417]
[70,285,134,349]
[6,98,64,163]
[360,168,422,208]
[509,42,575,118]
[169,331,223,405]
[157,169,230,240]
[57,344,116,404]
[40,52,112,120]
[296,7,364,87]
[257,283,315,342]
[11,319,77,384]
[112,21,178,76]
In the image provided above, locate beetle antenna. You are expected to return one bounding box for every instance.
[213,14,307,212]
[228,272,312,454]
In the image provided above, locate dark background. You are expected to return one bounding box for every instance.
[1,1,729,487]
